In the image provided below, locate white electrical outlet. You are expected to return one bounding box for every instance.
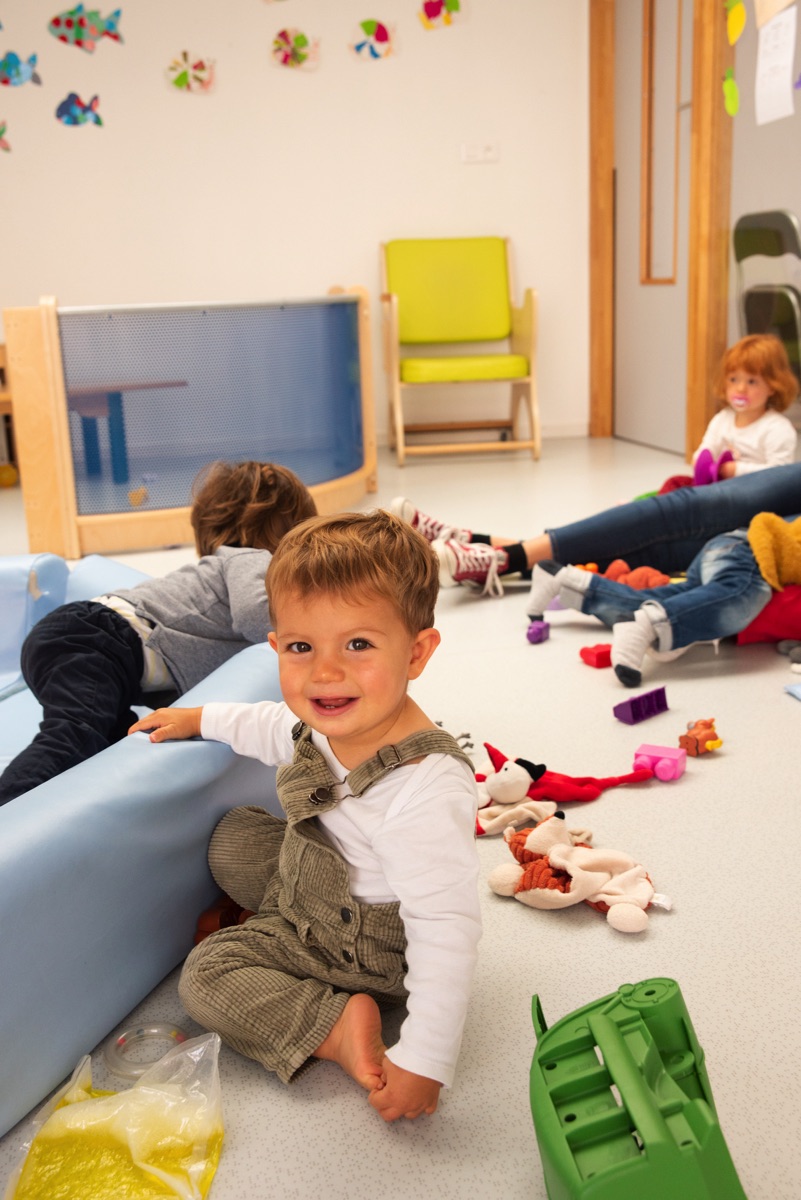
[460,141,500,165]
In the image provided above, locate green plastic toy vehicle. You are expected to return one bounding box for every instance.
[530,979,747,1199]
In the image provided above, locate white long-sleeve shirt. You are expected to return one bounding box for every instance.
[693,408,797,475]
[201,700,482,1088]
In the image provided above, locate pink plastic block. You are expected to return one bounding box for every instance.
[527,620,550,644]
[613,686,668,725]
[633,743,687,781]
[580,643,612,668]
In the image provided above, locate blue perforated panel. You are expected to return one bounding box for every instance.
[57,299,364,516]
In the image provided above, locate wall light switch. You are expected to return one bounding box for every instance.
[460,141,500,165]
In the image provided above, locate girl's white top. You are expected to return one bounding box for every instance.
[693,408,797,474]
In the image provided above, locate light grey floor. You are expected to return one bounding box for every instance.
[1,439,800,1199]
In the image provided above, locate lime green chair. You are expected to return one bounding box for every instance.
[380,237,540,465]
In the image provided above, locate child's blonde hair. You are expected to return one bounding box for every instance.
[266,510,439,633]
[714,334,799,413]
[191,461,317,557]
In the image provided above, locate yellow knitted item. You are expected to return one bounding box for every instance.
[747,513,801,591]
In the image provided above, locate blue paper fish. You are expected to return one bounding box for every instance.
[56,92,103,125]
[0,52,42,87]
[49,6,123,53]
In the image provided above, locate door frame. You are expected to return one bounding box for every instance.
[589,0,734,458]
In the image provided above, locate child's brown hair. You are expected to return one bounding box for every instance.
[191,461,317,557]
[266,510,439,633]
[714,334,799,413]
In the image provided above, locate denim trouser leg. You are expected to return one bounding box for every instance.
[0,602,145,805]
[547,462,801,574]
[580,533,772,650]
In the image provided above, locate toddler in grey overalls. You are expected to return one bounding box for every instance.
[179,722,473,1083]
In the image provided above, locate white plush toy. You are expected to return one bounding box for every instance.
[474,743,654,836]
[487,812,671,933]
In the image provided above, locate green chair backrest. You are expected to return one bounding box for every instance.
[384,237,512,344]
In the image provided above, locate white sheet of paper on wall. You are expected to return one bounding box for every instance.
[754,5,797,125]
[754,0,795,30]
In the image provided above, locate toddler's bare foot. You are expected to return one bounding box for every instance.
[313,994,386,1091]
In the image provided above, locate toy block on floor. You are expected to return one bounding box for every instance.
[527,620,550,644]
[633,744,686,781]
[613,686,668,725]
[580,643,611,668]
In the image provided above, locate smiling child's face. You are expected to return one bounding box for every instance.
[268,589,438,767]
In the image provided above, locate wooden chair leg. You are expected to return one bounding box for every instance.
[510,381,524,441]
[527,380,541,460]
[390,379,406,466]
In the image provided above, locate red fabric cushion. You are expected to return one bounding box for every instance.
[736,586,801,644]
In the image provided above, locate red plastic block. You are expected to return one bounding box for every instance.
[527,620,550,644]
[580,643,611,668]
[613,686,668,725]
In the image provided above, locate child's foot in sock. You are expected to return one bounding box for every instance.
[525,561,565,618]
[390,497,471,545]
[611,609,657,687]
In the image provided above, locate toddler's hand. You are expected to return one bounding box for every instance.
[128,706,203,742]
[368,1058,441,1122]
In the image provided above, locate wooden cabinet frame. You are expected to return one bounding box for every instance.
[589,0,734,457]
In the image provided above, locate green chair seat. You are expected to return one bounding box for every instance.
[400,354,529,384]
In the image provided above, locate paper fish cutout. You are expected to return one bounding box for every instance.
[49,6,123,52]
[722,67,739,117]
[0,122,10,152]
[272,28,318,68]
[0,52,42,87]
[56,92,103,125]
[352,20,393,59]
[725,0,746,46]
[167,50,215,92]
[419,0,460,29]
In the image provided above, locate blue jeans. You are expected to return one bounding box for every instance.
[577,531,772,650]
[547,462,801,574]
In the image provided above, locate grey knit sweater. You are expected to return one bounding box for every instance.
[114,546,271,693]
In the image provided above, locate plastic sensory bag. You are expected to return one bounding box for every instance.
[5,1032,223,1200]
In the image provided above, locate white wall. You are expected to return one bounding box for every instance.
[2,0,590,443]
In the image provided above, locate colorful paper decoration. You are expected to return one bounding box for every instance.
[419,0,460,30]
[272,28,318,69]
[48,6,123,52]
[352,20,393,59]
[55,92,103,125]
[0,121,10,152]
[722,66,740,116]
[725,0,746,45]
[166,51,215,93]
[0,52,42,86]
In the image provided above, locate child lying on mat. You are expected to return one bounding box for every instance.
[0,461,316,805]
[526,512,801,687]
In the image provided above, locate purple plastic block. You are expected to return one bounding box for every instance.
[613,686,668,725]
[527,620,550,644]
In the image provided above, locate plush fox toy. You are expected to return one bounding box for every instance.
[487,812,670,933]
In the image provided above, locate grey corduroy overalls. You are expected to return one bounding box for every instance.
[179,722,473,1082]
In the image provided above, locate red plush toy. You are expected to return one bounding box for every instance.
[475,743,654,836]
